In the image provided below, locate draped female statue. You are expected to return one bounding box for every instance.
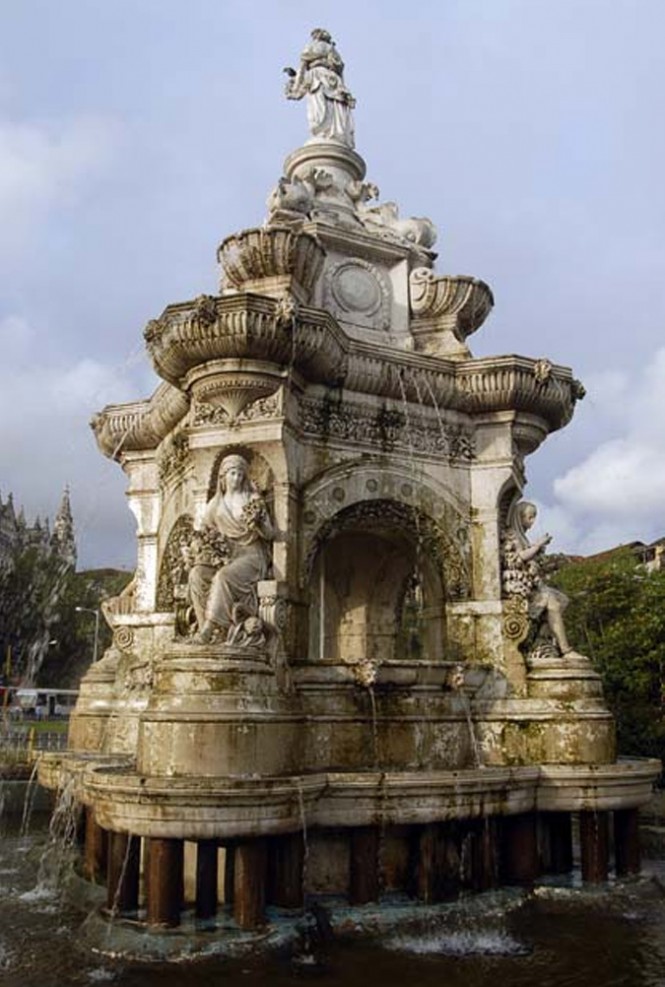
[188,455,273,644]
[284,29,356,148]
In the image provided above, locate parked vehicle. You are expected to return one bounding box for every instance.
[6,688,78,719]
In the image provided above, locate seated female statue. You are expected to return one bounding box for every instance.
[188,454,273,644]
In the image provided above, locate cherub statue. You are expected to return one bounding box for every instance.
[501,501,584,660]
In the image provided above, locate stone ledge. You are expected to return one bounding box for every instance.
[39,757,660,840]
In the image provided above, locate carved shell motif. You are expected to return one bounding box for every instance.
[409,269,494,338]
[218,227,325,301]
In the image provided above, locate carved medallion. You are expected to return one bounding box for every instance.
[323,259,391,330]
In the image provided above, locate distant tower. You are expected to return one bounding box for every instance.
[0,493,18,573]
[52,487,77,569]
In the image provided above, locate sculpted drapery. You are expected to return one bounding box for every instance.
[284,29,356,148]
[188,455,273,643]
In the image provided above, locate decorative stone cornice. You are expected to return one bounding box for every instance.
[138,293,582,440]
[143,293,350,388]
[454,357,582,428]
[45,758,660,838]
[90,382,189,461]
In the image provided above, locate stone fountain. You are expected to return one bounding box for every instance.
[39,29,659,936]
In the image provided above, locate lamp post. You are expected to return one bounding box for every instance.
[75,606,100,664]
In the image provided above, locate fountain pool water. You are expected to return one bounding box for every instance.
[3,815,665,986]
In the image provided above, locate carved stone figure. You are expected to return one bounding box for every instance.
[189,455,273,644]
[501,501,584,660]
[358,200,437,249]
[266,175,313,225]
[226,610,268,649]
[284,29,356,147]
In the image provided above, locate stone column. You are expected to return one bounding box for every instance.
[106,831,140,915]
[614,808,641,877]
[223,844,236,905]
[579,810,609,883]
[146,837,184,927]
[196,839,219,921]
[268,832,305,909]
[415,823,441,903]
[414,823,463,902]
[123,454,160,612]
[470,818,498,892]
[500,813,539,885]
[541,812,573,874]
[84,808,108,884]
[349,827,380,904]
[234,839,268,930]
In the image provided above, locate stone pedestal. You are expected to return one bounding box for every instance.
[137,650,302,778]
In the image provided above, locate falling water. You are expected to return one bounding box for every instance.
[368,684,379,768]
[450,664,483,769]
[395,369,422,507]
[418,371,449,446]
[376,770,389,897]
[30,772,80,897]
[295,779,310,911]
[106,834,135,940]
[20,756,42,837]
[461,693,482,769]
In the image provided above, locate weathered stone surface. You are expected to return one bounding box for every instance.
[39,30,660,915]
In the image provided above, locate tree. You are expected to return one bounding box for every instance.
[0,546,131,688]
[37,569,132,688]
[551,551,665,762]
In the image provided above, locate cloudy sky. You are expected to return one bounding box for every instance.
[1,0,664,568]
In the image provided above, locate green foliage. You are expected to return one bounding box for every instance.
[0,552,132,688]
[552,551,665,762]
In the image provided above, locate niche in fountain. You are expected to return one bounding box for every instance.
[39,27,659,945]
[307,503,447,670]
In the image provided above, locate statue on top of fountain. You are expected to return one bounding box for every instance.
[187,454,273,645]
[284,28,356,148]
[502,501,586,662]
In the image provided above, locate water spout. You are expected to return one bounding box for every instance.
[450,664,483,769]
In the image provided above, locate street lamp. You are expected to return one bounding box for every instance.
[75,606,100,664]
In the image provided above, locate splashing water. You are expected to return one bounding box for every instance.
[20,756,43,837]
[385,928,529,956]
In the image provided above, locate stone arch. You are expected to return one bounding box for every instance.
[305,499,449,665]
[299,461,471,667]
[497,477,522,533]
[299,460,471,599]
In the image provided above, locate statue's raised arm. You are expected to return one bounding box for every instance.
[284,28,356,148]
